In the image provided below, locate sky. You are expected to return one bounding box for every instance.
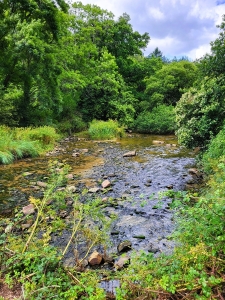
[71,0,225,60]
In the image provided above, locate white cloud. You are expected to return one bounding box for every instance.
[147,7,165,20]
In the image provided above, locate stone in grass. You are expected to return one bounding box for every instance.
[22,204,35,215]
[88,251,103,266]
[117,241,132,253]
[36,181,47,188]
[115,256,130,270]
[89,187,100,193]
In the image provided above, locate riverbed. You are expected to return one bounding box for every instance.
[0,134,197,258]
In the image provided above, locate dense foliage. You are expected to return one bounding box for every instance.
[175,16,225,149]
[133,105,175,134]
[0,0,197,132]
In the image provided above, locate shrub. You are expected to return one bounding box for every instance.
[201,125,225,174]
[88,119,125,140]
[175,75,225,149]
[133,105,175,134]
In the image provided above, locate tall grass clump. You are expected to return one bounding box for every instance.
[88,119,125,140]
[0,126,60,164]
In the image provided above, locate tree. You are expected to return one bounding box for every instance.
[148,47,163,58]
[144,60,197,109]
[200,15,225,77]
[175,16,225,148]
[0,0,68,125]
[77,51,136,126]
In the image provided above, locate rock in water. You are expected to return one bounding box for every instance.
[102,179,111,188]
[123,151,136,157]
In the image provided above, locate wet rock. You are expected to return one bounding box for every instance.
[67,174,74,179]
[21,223,32,230]
[166,185,173,189]
[111,230,120,235]
[130,184,139,188]
[23,172,33,177]
[102,179,111,188]
[152,140,164,144]
[81,149,89,153]
[66,185,77,193]
[59,210,68,218]
[72,152,80,157]
[23,204,35,215]
[108,173,116,177]
[188,168,203,178]
[115,256,130,270]
[63,257,75,268]
[121,193,131,199]
[117,241,132,253]
[123,151,136,157]
[37,181,47,188]
[88,187,100,193]
[88,250,103,266]
[132,235,146,239]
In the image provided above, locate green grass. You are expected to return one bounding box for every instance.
[88,119,125,140]
[0,126,60,164]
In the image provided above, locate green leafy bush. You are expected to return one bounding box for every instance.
[202,126,225,174]
[175,75,225,149]
[133,105,175,134]
[88,119,125,140]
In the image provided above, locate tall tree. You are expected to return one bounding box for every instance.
[144,61,197,109]
[0,0,68,125]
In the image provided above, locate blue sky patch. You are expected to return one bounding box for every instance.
[217,0,225,5]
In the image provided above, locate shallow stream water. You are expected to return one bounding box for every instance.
[0,134,198,257]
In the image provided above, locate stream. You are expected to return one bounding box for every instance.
[0,134,198,259]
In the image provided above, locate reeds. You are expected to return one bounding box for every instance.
[88,119,125,140]
[0,126,60,164]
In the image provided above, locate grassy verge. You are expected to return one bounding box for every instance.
[88,119,125,140]
[0,126,60,164]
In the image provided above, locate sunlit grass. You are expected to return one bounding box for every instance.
[88,119,125,140]
[0,126,60,164]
